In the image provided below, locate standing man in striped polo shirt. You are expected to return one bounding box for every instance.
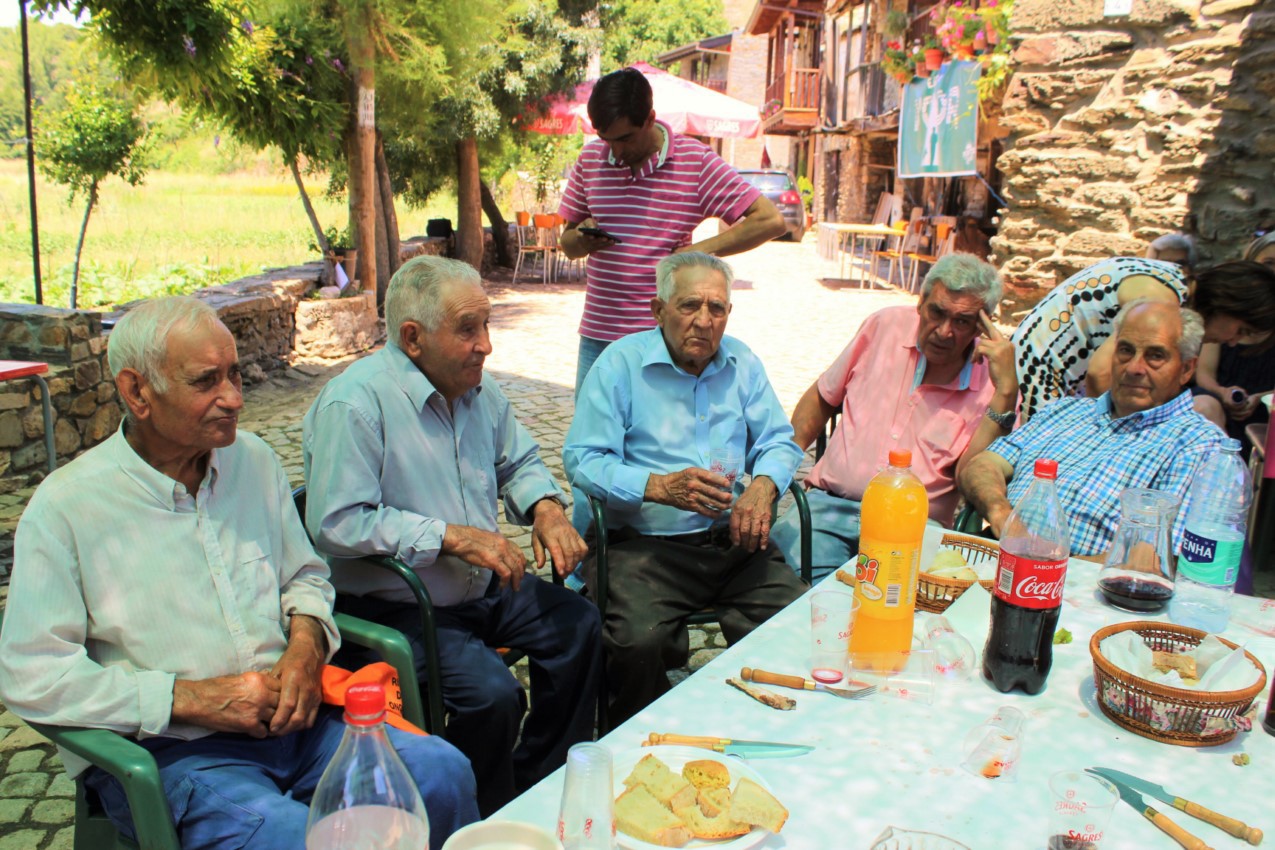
[558,66,785,395]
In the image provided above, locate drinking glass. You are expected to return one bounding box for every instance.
[1097,488,1180,612]
[708,446,744,496]
[556,743,616,850]
[961,705,1024,780]
[1047,770,1118,850]
[810,591,858,684]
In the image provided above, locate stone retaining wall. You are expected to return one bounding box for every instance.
[992,0,1274,312]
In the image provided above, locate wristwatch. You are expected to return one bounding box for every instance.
[985,406,1016,429]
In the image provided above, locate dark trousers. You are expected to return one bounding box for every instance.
[587,526,807,727]
[336,573,602,817]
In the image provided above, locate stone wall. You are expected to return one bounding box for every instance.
[993,0,1275,312]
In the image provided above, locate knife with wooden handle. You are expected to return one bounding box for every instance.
[1089,767,1262,845]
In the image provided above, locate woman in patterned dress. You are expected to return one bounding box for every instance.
[1011,256,1275,421]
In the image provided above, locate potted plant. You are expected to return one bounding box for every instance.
[882,40,916,83]
[884,8,911,37]
[923,35,945,70]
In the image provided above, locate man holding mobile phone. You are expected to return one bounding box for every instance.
[557,67,785,397]
[770,254,1018,581]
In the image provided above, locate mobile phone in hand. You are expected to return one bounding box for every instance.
[578,226,621,243]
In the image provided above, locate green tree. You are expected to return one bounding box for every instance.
[36,79,147,307]
[600,0,727,68]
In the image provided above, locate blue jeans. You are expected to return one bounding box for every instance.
[575,335,612,397]
[84,706,478,850]
[771,486,863,583]
[572,335,614,542]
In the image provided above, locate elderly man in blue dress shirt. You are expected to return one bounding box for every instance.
[564,252,808,726]
[0,296,477,850]
[302,256,602,816]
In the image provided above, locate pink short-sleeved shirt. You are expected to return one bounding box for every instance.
[805,305,995,526]
[558,122,761,341]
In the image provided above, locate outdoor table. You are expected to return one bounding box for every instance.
[0,360,55,474]
[822,222,905,287]
[495,525,1275,848]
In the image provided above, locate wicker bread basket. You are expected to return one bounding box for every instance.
[915,533,998,613]
[1089,621,1267,746]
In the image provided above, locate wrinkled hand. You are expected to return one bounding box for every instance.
[172,672,281,738]
[268,615,326,736]
[532,499,587,578]
[730,476,777,552]
[973,310,1017,394]
[443,524,528,591]
[647,467,733,518]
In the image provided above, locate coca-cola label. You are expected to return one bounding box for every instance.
[994,550,1067,609]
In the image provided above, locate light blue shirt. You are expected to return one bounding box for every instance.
[302,345,566,607]
[564,329,802,536]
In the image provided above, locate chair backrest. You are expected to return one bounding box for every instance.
[934,229,956,259]
[869,193,891,225]
[514,224,540,250]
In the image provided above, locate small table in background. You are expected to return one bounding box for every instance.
[0,360,56,474]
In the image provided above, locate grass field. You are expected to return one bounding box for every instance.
[0,158,457,310]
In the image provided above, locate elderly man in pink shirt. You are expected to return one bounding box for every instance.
[771,254,1016,580]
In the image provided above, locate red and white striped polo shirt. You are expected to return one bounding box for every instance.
[558,122,761,341]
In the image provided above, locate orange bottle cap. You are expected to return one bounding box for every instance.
[888,449,912,467]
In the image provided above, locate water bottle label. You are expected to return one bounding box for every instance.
[1177,530,1242,585]
[993,550,1067,609]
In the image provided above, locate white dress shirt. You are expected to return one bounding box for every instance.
[0,427,338,777]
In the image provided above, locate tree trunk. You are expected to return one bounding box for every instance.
[70,182,97,309]
[345,7,377,293]
[480,179,512,268]
[375,130,401,300]
[289,156,331,285]
[373,176,390,304]
[454,137,483,270]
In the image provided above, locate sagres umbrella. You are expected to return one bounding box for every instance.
[519,62,761,139]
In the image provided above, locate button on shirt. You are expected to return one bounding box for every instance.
[302,346,566,607]
[806,306,994,526]
[988,391,1223,556]
[0,428,338,777]
[565,329,803,536]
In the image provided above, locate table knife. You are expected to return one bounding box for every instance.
[740,667,869,699]
[1088,767,1262,845]
[643,732,813,758]
[1085,769,1214,850]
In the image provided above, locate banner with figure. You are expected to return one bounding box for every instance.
[898,60,980,178]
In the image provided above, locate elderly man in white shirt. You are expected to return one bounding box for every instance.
[0,296,477,850]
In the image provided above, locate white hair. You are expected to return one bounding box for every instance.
[385,256,483,345]
[1113,297,1205,360]
[1146,233,1198,268]
[107,296,220,393]
[921,254,1002,313]
[654,252,734,302]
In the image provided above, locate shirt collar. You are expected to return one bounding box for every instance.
[112,422,222,510]
[640,327,734,376]
[606,121,672,172]
[383,344,482,412]
[1097,389,1194,429]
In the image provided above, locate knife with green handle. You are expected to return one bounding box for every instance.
[1089,767,1263,845]
[1086,769,1214,850]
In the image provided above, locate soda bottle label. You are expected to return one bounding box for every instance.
[855,536,920,616]
[993,551,1067,609]
[1177,529,1242,585]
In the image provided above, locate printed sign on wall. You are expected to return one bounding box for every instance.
[898,60,981,179]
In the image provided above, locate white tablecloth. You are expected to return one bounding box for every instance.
[496,526,1275,848]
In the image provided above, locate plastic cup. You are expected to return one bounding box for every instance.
[708,446,744,492]
[442,820,564,850]
[1047,771,1118,850]
[810,591,858,684]
[850,649,939,704]
[556,743,615,850]
[961,706,1024,780]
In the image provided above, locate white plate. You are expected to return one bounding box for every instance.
[612,745,777,850]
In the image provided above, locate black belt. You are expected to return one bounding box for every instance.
[646,525,732,547]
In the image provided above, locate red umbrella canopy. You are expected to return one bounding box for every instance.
[519,62,761,139]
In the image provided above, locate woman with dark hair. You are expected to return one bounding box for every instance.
[1012,256,1275,421]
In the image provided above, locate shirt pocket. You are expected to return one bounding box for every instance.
[914,408,969,469]
[235,545,282,622]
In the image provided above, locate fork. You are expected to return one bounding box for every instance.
[740,667,878,699]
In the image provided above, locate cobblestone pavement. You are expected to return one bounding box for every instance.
[1,235,1271,846]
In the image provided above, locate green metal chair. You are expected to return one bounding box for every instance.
[4,611,425,850]
[954,503,988,535]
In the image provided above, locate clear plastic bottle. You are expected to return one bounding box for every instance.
[983,458,1071,695]
[305,683,430,850]
[1170,438,1251,634]
[850,449,929,673]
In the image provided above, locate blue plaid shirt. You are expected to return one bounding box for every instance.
[988,391,1224,557]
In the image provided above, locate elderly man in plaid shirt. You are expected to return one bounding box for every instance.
[959,299,1224,558]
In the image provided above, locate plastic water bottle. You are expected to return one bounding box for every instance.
[305,683,430,850]
[1170,438,1251,634]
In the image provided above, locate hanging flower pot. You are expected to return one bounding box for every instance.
[954,43,976,60]
[924,48,944,70]
[986,28,1000,45]
[974,30,988,51]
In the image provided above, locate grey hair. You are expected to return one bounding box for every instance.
[385,256,483,346]
[107,296,220,393]
[920,253,1002,313]
[655,252,734,302]
[1146,232,1198,268]
[1113,298,1205,360]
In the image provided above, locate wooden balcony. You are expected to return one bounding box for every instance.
[761,67,822,135]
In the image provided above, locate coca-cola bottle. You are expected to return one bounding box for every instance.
[983,458,1071,695]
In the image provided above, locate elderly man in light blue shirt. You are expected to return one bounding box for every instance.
[302,256,602,816]
[564,252,807,725]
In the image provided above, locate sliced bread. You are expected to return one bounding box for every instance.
[697,786,733,818]
[615,784,694,848]
[682,759,731,790]
[674,803,751,840]
[729,777,789,834]
[623,753,671,788]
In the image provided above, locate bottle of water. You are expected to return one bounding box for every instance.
[305,683,430,850]
[1170,438,1251,634]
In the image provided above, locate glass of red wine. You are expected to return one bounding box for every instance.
[1097,488,1180,612]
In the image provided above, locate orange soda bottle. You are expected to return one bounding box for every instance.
[849,449,929,673]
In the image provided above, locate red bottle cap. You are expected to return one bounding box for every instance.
[888,449,912,467]
[344,683,387,727]
[1033,458,1058,480]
